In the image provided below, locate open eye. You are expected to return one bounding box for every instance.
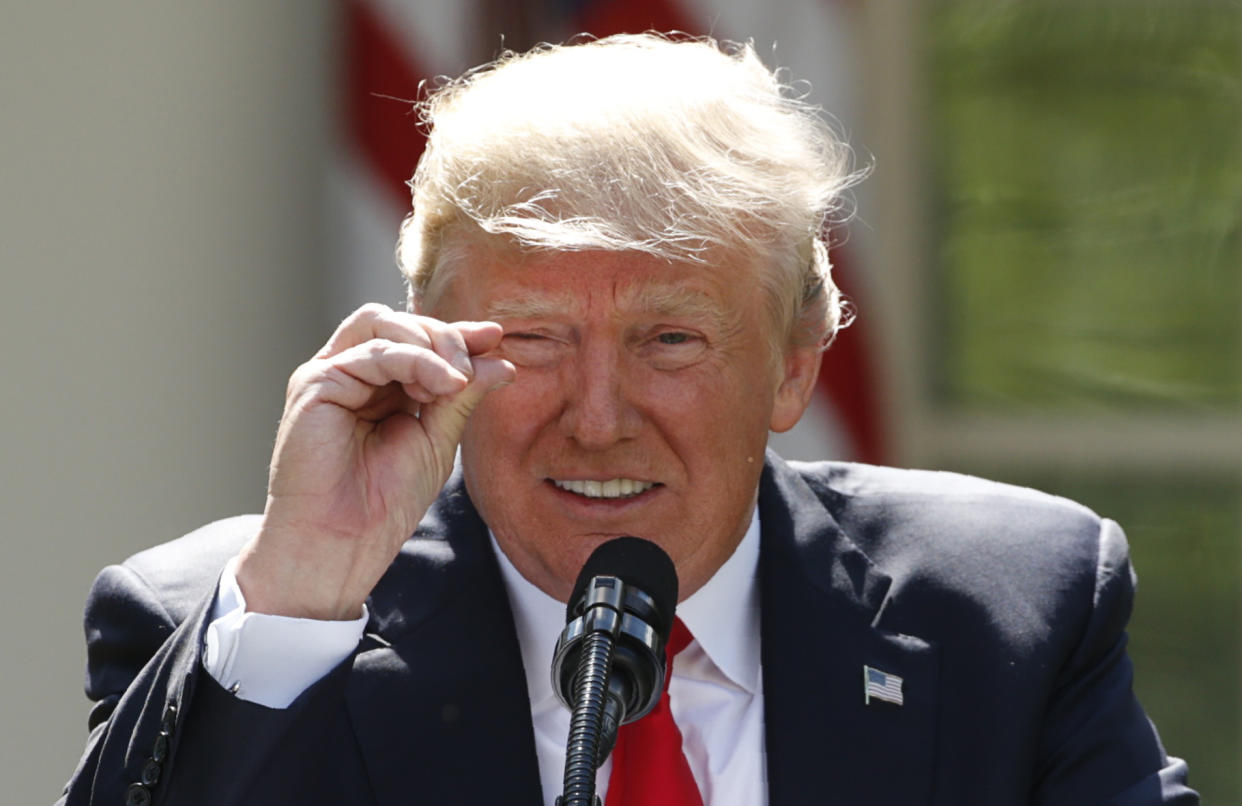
[641,329,706,370]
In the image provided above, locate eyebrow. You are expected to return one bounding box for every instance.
[625,284,731,329]
[484,292,576,320]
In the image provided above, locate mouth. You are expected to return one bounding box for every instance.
[550,478,660,500]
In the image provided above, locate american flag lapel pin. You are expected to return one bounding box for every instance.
[863,665,904,706]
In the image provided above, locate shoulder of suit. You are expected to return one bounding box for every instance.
[780,458,1108,570]
[776,460,1126,649]
[124,514,262,575]
[787,459,1098,523]
[112,514,262,624]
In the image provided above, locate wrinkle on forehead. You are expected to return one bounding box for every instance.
[485,281,735,332]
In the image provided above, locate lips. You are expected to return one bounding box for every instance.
[551,478,657,499]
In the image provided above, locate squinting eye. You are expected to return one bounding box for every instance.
[500,333,564,368]
[657,332,691,345]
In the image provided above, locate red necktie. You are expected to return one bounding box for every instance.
[605,617,705,806]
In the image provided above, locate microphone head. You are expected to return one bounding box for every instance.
[567,536,678,638]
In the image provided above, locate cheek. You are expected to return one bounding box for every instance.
[462,374,557,457]
[648,361,776,435]
[460,387,535,529]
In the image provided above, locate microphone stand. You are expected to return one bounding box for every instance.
[553,576,664,806]
[552,537,676,806]
[558,630,615,804]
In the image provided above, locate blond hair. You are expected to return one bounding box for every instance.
[398,33,862,348]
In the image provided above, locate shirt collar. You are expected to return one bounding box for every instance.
[491,507,763,710]
[676,510,762,694]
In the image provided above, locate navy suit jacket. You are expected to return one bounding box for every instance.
[60,453,1197,804]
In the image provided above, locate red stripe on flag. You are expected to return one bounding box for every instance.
[344,0,429,207]
[573,0,699,37]
[817,246,887,464]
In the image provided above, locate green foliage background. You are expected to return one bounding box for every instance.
[930,1,1240,411]
[927,1,1242,800]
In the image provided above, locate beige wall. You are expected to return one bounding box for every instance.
[1,3,335,801]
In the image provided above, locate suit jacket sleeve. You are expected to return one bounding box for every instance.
[57,556,372,806]
[1032,518,1196,805]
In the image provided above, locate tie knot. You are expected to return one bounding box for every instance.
[666,616,693,658]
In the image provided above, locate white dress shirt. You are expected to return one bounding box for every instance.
[497,513,767,805]
[204,513,768,806]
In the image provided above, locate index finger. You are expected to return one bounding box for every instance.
[318,304,433,358]
[450,320,506,356]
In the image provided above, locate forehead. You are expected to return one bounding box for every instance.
[483,280,728,322]
[459,249,753,323]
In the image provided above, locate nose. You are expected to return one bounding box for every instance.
[558,338,642,449]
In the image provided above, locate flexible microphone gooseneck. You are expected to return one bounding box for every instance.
[551,537,679,806]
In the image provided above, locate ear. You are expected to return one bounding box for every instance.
[769,343,822,433]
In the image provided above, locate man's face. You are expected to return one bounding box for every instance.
[430,248,818,602]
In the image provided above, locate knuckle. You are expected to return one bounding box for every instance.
[286,360,318,396]
[416,312,450,333]
[287,358,337,400]
[442,324,469,349]
[365,338,398,360]
[350,302,393,326]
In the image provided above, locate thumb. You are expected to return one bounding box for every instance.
[419,355,516,448]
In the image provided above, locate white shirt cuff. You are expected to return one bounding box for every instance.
[203,556,369,709]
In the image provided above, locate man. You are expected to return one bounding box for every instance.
[60,33,1196,805]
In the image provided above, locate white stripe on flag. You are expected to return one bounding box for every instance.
[864,665,904,706]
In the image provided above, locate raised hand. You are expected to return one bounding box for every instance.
[234,303,515,620]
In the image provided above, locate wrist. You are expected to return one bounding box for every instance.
[235,537,367,621]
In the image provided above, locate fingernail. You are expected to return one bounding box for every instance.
[452,353,473,377]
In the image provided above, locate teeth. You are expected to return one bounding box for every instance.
[553,478,656,499]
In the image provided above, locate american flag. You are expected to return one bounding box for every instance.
[864,665,904,706]
[332,0,884,465]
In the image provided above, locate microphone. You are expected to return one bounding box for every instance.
[551,537,679,806]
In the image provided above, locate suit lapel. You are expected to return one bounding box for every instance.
[345,471,544,805]
[760,455,940,806]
